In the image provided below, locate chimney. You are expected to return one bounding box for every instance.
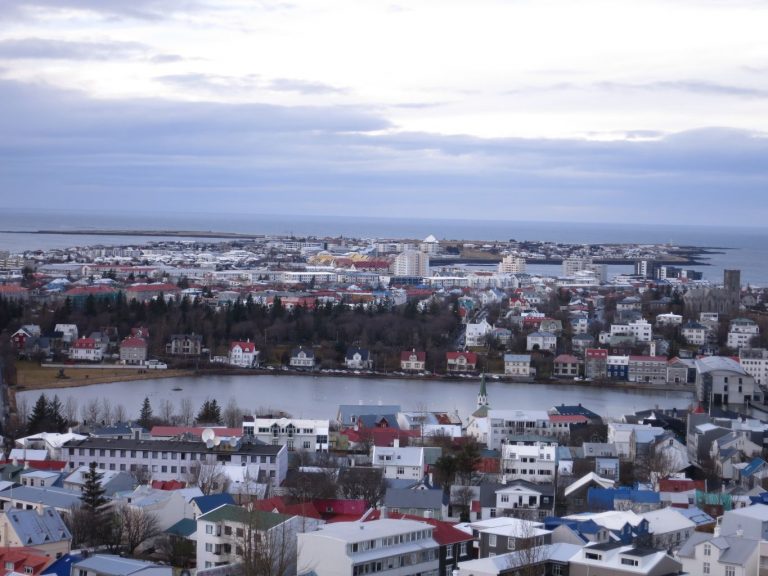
[393,438,400,448]
[380,506,387,519]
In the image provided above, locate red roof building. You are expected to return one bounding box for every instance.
[0,548,53,576]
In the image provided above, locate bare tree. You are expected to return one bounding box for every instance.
[223,397,243,428]
[502,513,547,576]
[337,467,387,507]
[100,397,113,424]
[113,403,127,423]
[15,395,29,427]
[132,465,151,486]
[240,506,298,576]
[187,460,229,495]
[118,505,161,554]
[451,485,475,522]
[82,398,100,426]
[179,397,194,426]
[160,398,175,425]
[63,396,78,425]
[156,533,195,568]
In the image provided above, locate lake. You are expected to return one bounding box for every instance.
[16,374,695,424]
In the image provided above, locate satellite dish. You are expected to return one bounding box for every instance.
[205,439,214,449]
[228,437,238,448]
[213,436,222,446]
[201,428,215,442]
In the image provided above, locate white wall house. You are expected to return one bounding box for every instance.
[371,445,426,480]
[228,340,258,367]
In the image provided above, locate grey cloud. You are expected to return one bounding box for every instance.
[149,53,186,64]
[1,78,767,223]
[505,80,768,99]
[0,37,147,60]
[0,0,206,20]
[268,78,348,95]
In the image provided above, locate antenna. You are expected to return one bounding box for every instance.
[201,428,215,442]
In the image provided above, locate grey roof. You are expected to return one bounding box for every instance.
[0,485,82,509]
[6,507,71,545]
[383,488,444,509]
[62,437,278,455]
[73,555,172,576]
[695,356,748,375]
[677,532,759,565]
[337,404,401,426]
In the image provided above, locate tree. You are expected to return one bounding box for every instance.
[239,506,297,576]
[196,398,222,424]
[138,396,153,429]
[223,397,243,428]
[156,534,195,568]
[187,461,229,495]
[337,467,387,508]
[79,462,110,547]
[117,505,161,554]
[455,440,481,484]
[286,469,337,503]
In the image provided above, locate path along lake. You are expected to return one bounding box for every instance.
[16,374,695,423]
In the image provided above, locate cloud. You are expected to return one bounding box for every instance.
[149,53,186,64]
[1,78,767,224]
[0,0,206,20]
[268,78,347,95]
[0,37,148,60]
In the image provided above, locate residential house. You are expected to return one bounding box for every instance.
[585,349,608,380]
[562,510,649,545]
[466,319,493,347]
[718,504,768,539]
[710,431,762,480]
[10,325,41,352]
[289,346,315,369]
[553,354,581,378]
[470,516,551,559]
[400,349,426,371]
[500,436,557,484]
[695,356,760,408]
[627,356,667,383]
[494,480,555,520]
[682,321,708,346]
[119,337,148,365]
[641,507,695,550]
[677,532,759,576]
[0,548,52,576]
[727,318,759,350]
[526,332,557,353]
[607,355,629,380]
[563,473,616,515]
[503,354,531,377]
[371,444,429,480]
[63,465,134,496]
[568,541,681,576]
[228,340,258,368]
[298,519,439,576]
[383,488,446,520]
[242,417,330,452]
[53,324,78,345]
[345,347,372,370]
[0,485,82,516]
[656,313,682,327]
[69,337,103,362]
[739,347,768,385]
[0,507,71,556]
[166,334,203,357]
[447,351,478,373]
[486,410,552,451]
[455,543,582,576]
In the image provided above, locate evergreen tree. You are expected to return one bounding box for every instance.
[27,394,50,434]
[196,399,223,424]
[49,395,67,432]
[138,397,153,429]
[81,461,108,510]
[80,461,109,547]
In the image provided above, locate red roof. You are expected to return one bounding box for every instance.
[549,414,589,424]
[400,350,426,361]
[341,427,419,447]
[313,499,368,519]
[151,479,187,490]
[0,285,28,294]
[0,548,52,576]
[121,336,147,349]
[65,285,118,296]
[250,496,323,520]
[0,460,66,471]
[72,337,97,349]
[230,340,256,353]
[364,512,474,545]
[554,354,580,364]
[659,478,706,493]
[585,348,608,359]
[446,351,478,363]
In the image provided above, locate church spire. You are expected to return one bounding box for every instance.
[477,373,489,409]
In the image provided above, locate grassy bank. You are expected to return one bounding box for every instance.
[14,361,191,391]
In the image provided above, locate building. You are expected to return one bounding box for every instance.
[677,532,758,576]
[228,340,258,367]
[500,436,558,483]
[371,445,428,480]
[119,337,148,365]
[61,437,287,488]
[503,354,531,377]
[568,542,681,576]
[69,337,103,362]
[681,322,708,346]
[526,332,557,353]
[585,349,608,380]
[493,481,556,520]
[471,516,551,559]
[289,346,315,369]
[607,355,629,380]
[487,410,552,451]
[610,319,652,343]
[695,356,760,408]
[553,354,580,378]
[727,318,760,350]
[466,319,493,347]
[242,417,329,452]
[498,254,526,274]
[0,507,71,556]
[393,250,430,277]
[447,351,478,373]
[400,349,426,372]
[627,356,667,384]
[67,555,172,576]
[739,348,768,385]
[345,347,372,370]
[297,518,439,576]
[166,334,203,357]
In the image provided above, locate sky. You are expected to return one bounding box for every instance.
[1,0,768,224]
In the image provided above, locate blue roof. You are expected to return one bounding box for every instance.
[42,554,84,576]
[166,518,197,538]
[742,458,768,478]
[358,414,399,429]
[192,493,235,514]
[588,487,660,510]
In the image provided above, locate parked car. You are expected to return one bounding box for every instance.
[146,359,168,370]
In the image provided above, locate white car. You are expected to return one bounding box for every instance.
[145,360,168,370]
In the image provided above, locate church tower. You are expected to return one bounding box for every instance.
[477,373,489,410]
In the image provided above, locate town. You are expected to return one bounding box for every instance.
[0,233,767,576]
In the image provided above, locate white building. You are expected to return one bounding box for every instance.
[371,445,427,480]
[466,319,493,347]
[500,437,558,483]
[228,340,258,367]
[727,318,759,350]
[242,417,330,452]
[676,532,758,576]
[69,337,103,362]
[504,354,531,377]
[695,356,761,407]
[740,348,768,385]
[54,323,78,344]
[486,410,552,451]
[298,519,439,576]
[610,318,652,343]
[393,250,430,277]
[498,254,527,274]
[655,313,683,327]
[526,332,557,353]
[682,322,709,346]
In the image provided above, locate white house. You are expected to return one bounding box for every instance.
[371,444,426,480]
[526,332,557,353]
[242,417,330,452]
[504,354,531,377]
[289,346,315,368]
[54,323,78,344]
[466,319,493,347]
[727,318,759,350]
[500,437,557,483]
[682,322,708,346]
[69,337,103,362]
[677,532,758,576]
[228,340,258,367]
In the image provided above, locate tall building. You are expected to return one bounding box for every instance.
[393,250,429,277]
[724,269,741,294]
[499,254,527,274]
[562,257,606,283]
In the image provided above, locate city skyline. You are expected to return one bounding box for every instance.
[1,0,768,223]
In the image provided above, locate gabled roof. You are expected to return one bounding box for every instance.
[564,473,615,498]
[165,518,196,538]
[192,493,236,514]
[5,507,71,545]
[198,504,292,528]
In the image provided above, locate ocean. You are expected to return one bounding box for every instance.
[0,208,766,286]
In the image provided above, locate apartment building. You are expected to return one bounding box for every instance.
[242,417,330,452]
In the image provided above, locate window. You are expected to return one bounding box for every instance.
[206,524,213,534]
[704,544,711,556]
[488,534,497,547]
[508,538,516,550]
[205,543,212,552]
[725,567,735,576]
[621,558,639,566]
[397,467,405,475]
[552,565,563,576]
[703,562,710,574]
